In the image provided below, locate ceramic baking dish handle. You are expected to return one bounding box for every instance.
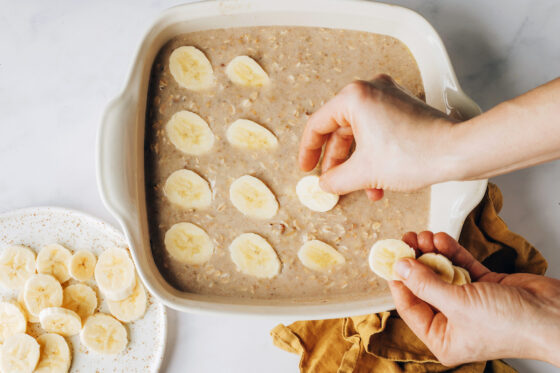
[445,87,482,119]
[96,93,138,223]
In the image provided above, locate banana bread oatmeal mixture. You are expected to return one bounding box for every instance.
[145,26,430,302]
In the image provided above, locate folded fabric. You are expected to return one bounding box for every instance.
[271,183,547,372]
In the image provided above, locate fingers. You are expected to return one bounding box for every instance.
[318,154,372,195]
[389,280,449,350]
[433,232,490,281]
[417,231,436,253]
[321,126,354,172]
[299,94,350,172]
[393,258,457,313]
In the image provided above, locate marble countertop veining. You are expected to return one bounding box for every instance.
[1,0,559,372]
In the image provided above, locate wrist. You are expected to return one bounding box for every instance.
[432,118,468,183]
[531,306,560,366]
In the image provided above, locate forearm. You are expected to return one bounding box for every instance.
[443,78,560,181]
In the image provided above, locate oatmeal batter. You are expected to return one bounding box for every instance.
[145,26,430,301]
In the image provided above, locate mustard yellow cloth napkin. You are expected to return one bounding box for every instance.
[271,183,548,372]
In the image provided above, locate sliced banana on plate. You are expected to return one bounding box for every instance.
[164,169,212,210]
[417,253,455,283]
[164,222,214,265]
[368,239,416,281]
[0,333,40,373]
[226,56,270,87]
[298,240,345,272]
[68,250,96,282]
[94,248,136,301]
[80,313,128,355]
[166,110,215,156]
[62,283,98,320]
[229,175,278,219]
[0,244,36,291]
[39,307,81,337]
[34,333,71,373]
[107,277,147,323]
[296,175,339,212]
[452,265,472,285]
[0,301,27,344]
[23,274,63,317]
[36,244,72,283]
[18,291,39,323]
[229,233,281,278]
[226,119,278,150]
[169,46,215,91]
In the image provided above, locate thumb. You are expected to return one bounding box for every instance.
[394,258,457,312]
[319,154,372,195]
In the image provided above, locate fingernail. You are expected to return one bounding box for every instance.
[394,260,411,279]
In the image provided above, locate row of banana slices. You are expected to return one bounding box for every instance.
[165,224,345,278]
[368,239,472,285]
[0,244,148,373]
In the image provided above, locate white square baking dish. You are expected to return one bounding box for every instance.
[96,0,487,318]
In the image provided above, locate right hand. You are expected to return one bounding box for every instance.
[298,75,457,200]
[389,231,560,367]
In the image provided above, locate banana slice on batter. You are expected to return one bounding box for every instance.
[298,240,345,272]
[164,222,214,265]
[164,169,212,210]
[226,119,278,150]
[296,175,339,212]
[166,110,215,156]
[226,56,270,87]
[229,175,278,219]
[169,46,215,91]
[417,253,455,283]
[229,233,281,278]
[368,239,416,281]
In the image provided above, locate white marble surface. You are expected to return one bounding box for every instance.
[1,0,559,372]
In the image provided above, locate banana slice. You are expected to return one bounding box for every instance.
[164,169,212,210]
[0,333,40,373]
[0,301,27,344]
[169,46,215,91]
[18,291,39,323]
[80,313,127,355]
[94,248,136,301]
[0,245,36,291]
[297,240,345,272]
[107,277,147,323]
[417,253,455,283]
[226,119,278,150]
[368,239,416,281]
[226,56,270,87]
[36,244,72,283]
[229,175,278,219]
[164,222,213,265]
[63,283,98,320]
[296,175,339,212]
[452,265,472,285]
[23,274,63,317]
[34,333,71,373]
[166,110,215,155]
[39,307,81,337]
[229,233,281,278]
[69,250,96,282]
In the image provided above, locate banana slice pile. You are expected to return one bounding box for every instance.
[368,239,472,285]
[0,243,150,373]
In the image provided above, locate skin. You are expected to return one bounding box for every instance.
[298,75,560,366]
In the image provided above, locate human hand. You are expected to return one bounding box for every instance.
[389,231,560,367]
[298,75,457,201]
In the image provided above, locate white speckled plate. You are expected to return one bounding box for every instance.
[0,207,167,373]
